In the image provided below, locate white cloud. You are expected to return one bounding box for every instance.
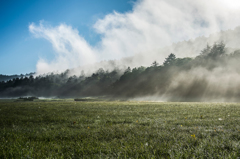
[29,22,96,74]
[29,0,240,75]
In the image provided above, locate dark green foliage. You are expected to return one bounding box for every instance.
[0,72,35,82]
[163,53,176,66]
[200,44,211,56]
[200,42,226,59]
[151,61,159,67]
[0,68,121,98]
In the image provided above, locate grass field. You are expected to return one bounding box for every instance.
[1,99,240,158]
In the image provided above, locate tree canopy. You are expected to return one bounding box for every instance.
[1,42,240,101]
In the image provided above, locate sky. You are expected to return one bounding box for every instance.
[0,0,135,75]
[1,0,240,75]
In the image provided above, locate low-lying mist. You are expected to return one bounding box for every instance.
[160,66,240,102]
[111,42,240,102]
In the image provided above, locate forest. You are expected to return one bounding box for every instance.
[0,73,34,82]
[1,42,240,101]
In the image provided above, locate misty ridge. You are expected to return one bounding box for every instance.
[51,26,240,77]
[2,36,240,101]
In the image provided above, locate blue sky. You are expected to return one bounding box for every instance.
[0,0,135,75]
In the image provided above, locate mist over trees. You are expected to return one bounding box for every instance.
[1,42,240,101]
[0,73,34,82]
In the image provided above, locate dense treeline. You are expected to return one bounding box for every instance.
[1,42,240,101]
[0,68,121,98]
[0,73,34,82]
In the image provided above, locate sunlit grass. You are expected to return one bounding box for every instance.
[0,100,240,158]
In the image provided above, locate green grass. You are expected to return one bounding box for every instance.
[1,100,240,158]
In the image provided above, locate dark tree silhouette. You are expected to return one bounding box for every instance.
[163,53,176,66]
[151,61,159,67]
